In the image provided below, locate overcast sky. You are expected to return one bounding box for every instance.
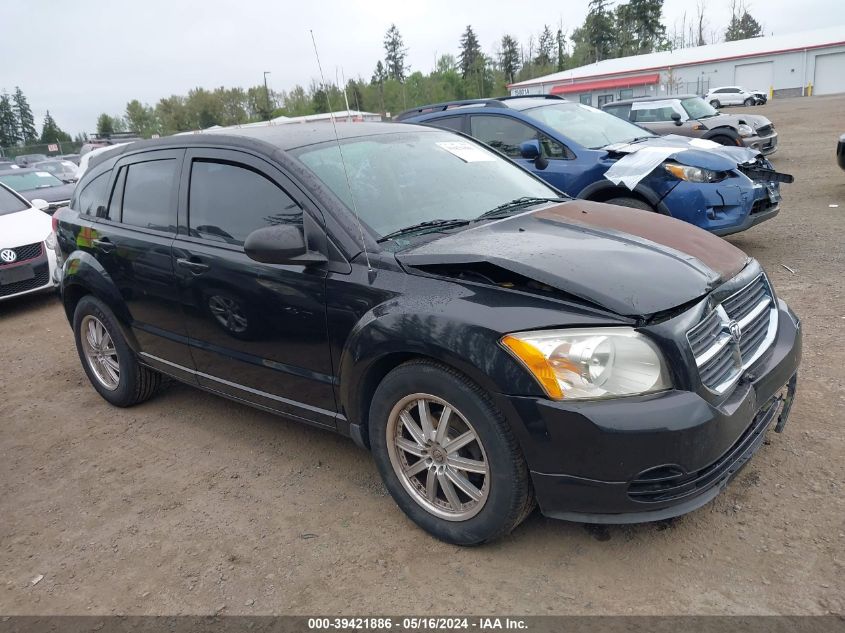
[3,0,844,136]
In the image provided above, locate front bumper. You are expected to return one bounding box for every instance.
[494,300,802,524]
[743,132,778,155]
[0,244,59,302]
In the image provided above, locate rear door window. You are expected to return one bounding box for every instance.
[120,160,177,231]
[427,116,465,133]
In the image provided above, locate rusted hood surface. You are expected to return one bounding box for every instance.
[398,200,750,317]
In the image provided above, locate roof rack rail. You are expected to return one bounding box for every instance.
[394,98,508,121]
[498,94,565,101]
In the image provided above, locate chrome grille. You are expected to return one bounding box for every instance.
[687,275,778,393]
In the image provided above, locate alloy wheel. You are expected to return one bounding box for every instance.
[208,295,248,333]
[80,315,120,390]
[386,393,490,521]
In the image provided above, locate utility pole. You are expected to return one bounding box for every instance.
[263,71,272,121]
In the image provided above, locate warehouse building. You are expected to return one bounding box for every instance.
[508,26,845,107]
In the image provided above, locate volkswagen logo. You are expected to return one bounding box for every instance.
[0,248,17,264]
[728,320,743,343]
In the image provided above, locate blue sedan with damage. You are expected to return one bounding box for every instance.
[398,96,793,236]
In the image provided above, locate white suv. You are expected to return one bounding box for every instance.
[705,86,757,108]
[0,183,61,302]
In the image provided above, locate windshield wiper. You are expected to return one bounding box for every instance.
[377,218,470,242]
[627,136,654,144]
[476,196,567,220]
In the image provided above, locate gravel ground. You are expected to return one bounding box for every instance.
[1,95,843,616]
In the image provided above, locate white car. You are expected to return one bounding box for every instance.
[705,86,758,108]
[0,183,61,301]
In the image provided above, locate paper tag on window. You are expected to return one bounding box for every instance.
[436,141,495,162]
[36,171,52,177]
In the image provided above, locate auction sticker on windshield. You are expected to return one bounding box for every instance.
[436,141,495,162]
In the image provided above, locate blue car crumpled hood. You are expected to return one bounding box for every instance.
[602,134,760,190]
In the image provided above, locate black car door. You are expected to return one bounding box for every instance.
[172,148,336,428]
[88,149,195,380]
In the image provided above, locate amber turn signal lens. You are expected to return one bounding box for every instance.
[501,335,564,400]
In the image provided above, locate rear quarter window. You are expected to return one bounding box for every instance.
[74,171,111,216]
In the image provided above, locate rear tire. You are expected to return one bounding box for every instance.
[709,99,721,108]
[73,295,161,407]
[369,360,534,545]
[604,197,655,212]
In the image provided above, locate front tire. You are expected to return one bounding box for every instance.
[709,134,737,147]
[743,97,755,106]
[369,360,534,545]
[604,196,655,212]
[710,99,721,108]
[73,295,161,407]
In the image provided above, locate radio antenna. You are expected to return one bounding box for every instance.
[309,29,372,271]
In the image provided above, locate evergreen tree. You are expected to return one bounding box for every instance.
[726,2,763,41]
[571,0,616,65]
[556,28,569,71]
[371,60,388,85]
[499,35,521,84]
[13,87,37,144]
[458,25,482,79]
[629,0,667,52]
[383,24,408,81]
[40,111,71,144]
[0,93,18,147]
[535,25,555,68]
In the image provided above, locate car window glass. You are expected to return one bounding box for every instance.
[539,135,574,159]
[120,159,176,231]
[0,171,63,191]
[470,116,537,157]
[428,116,463,133]
[188,160,302,246]
[0,185,28,216]
[604,104,632,120]
[77,172,110,216]
[106,167,126,220]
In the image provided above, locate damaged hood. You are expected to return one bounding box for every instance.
[602,134,760,190]
[397,200,750,317]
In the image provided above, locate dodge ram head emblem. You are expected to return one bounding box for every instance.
[728,320,743,343]
[0,249,17,264]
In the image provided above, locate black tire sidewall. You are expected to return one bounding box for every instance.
[73,296,140,407]
[604,197,654,212]
[369,361,528,545]
[710,99,720,108]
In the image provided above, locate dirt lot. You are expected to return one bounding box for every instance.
[1,95,844,617]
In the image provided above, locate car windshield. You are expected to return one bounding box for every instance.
[293,130,558,240]
[524,102,655,149]
[681,97,719,119]
[0,185,29,216]
[0,170,64,191]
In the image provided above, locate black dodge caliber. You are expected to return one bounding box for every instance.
[55,122,801,545]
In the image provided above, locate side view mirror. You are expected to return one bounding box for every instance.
[244,224,327,266]
[671,112,683,126]
[519,140,549,170]
[31,198,50,212]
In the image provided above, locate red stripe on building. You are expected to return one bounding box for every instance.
[549,73,661,95]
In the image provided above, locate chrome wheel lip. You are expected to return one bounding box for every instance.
[80,315,120,391]
[386,393,490,522]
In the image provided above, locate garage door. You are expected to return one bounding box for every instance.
[814,52,845,95]
[735,61,774,91]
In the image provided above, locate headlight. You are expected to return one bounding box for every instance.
[737,124,754,137]
[45,231,57,250]
[501,327,671,400]
[664,162,727,183]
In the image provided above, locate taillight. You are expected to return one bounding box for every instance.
[51,213,59,233]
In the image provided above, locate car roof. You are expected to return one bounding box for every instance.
[0,167,48,175]
[609,94,701,107]
[395,95,568,120]
[97,122,439,157]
